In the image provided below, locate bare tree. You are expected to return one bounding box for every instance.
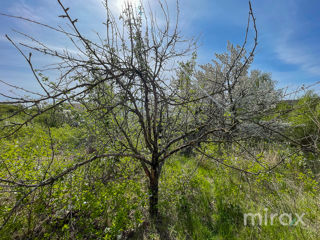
[0,0,288,230]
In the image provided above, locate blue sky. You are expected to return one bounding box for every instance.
[0,0,320,95]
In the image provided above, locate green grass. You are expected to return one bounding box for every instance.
[0,111,319,239]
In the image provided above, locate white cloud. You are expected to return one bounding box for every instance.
[8,1,44,22]
[276,31,320,76]
[255,0,320,77]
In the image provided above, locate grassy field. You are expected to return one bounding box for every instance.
[0,108,319,239]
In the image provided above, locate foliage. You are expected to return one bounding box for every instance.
[0,1,319,239]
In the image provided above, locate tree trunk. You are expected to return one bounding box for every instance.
[149,166,160,221]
